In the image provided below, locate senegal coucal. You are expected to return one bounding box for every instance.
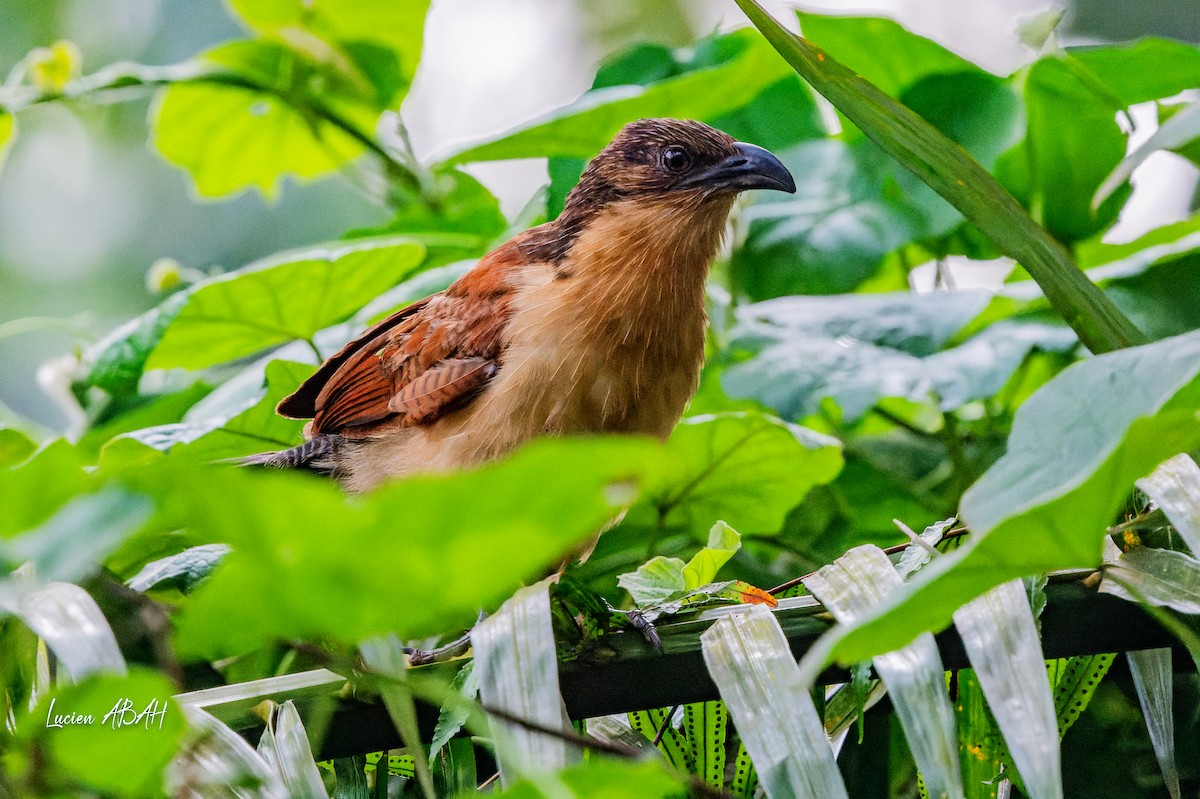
[244,118,795,491]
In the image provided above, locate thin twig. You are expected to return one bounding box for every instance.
[478,703,641,759]
[652,705,679,747]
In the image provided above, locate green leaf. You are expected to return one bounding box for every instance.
[13,670,185,796]
[732,0,1146,353]
[1017,57,1130,242]
[165,437,656,656]
[0,439,90,539]
[228,0,431,82]
[725,290,1075,421]
[429,660,477,760]
[617,556,687,606]
[683,521,741,589]
[823,328,1200,663]
[145,237,426,371]
[494,758,685,799]
[1049,654,1115,737]
[1126,648,1181,799]
[152,40,367,199]
[1,489,152,584]
[797,12,978,98]
[360,166,506,250]
[0,427,36,468]
[628,413,842,542]
[77,291,190,398]
[166,360,314,460]
[1068,38,1200,107]
[0,110,15,175]
[1102,547,1200,613]
[684,700,727,789]
[126,544,231,594]
[445,31,793,164]
[730,139,941,298]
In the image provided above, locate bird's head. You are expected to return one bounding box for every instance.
[566,118,796,211]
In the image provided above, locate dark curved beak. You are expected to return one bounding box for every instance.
[684,142,796,194]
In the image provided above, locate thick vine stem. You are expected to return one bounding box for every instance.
[0,60,431,206]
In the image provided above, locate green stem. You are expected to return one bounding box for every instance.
[1,61,429,205]
[732,0,1148,354]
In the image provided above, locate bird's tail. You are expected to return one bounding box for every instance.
[236,435,340,473]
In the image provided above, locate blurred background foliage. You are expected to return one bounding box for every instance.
[1,0,1200,796]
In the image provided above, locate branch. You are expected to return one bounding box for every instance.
[1,61,427,201]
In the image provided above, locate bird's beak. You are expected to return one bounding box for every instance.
[684,142,797,194]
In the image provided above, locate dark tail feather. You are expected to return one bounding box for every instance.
[236,436,340,473]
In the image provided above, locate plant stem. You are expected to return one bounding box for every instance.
[733,0,1148,354]
[1,61,429,204]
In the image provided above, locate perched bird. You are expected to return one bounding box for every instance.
[245,118,795,491]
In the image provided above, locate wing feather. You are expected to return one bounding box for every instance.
[276,242,523,437]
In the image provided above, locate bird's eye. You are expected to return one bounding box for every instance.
[661,145,692,173]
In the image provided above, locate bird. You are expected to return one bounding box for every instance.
[242,118,796,491]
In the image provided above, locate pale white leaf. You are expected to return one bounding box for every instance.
[701,605,848,799]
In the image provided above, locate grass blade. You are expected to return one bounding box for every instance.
[700,605,848,799]
[470,580,577,786]
[954,580,1061,799]
[803,545,962,799]
[732,0,1146,354]
[1127,648,1180,799]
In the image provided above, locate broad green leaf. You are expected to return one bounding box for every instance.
[1126,649,1181,799]
[628,707,693,770]
[0,439,90,538]
[471,581,576,785]
[0,110,15,175]
[627,413,842,541]
[445,31,792,164]
[701,605,848,799]
[733,0,1145,353]
[823,329,1200,663]
[684,521,742,589]
[1,489,152,585]
[229,0,431,81]
[617,555,688,606]
[618,522,744,604]
[162,360,314,460]
[77,291,190,398]
[802,546,962,799]
[1012,57,1130,242]
[1068,38,1200,107]
[152,40,368,199]
[166,437,655,656]
[494,758,685,799]
[730,139,944,298]
[797,13,979,99]
[726,295,1075,421]
[363,166,506,249]
[0,428,36,467]
[145,237,426,371]
[13,670,184,796]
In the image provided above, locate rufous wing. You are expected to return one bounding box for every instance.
[276,247,519,437]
